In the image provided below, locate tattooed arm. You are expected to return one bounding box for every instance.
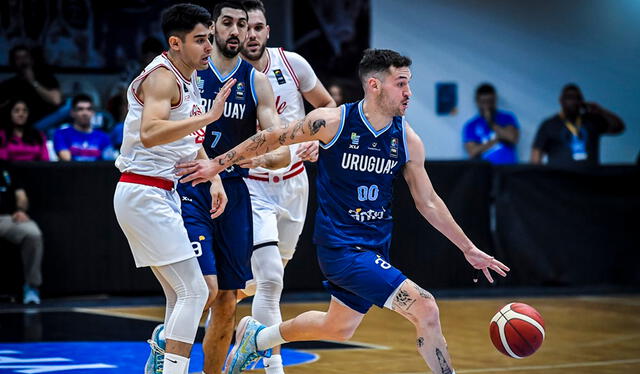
[176,107,341,183]
[402,122,510,283]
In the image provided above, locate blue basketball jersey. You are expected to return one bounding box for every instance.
[314,100,410,250]
[196,57,258,178]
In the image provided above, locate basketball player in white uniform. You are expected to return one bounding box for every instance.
[112,5,235,374]
[237,1,336,372]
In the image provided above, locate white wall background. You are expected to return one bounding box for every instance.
[371,0,640,163]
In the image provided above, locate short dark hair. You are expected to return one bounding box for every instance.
[358,49,412,82]
[561,83,584,100]
[212,1,248,22]
[72,94,93,109]
[161,3,212,42]
[475,83,496,98]
[242,0,267,19]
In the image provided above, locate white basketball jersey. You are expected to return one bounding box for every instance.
[116,53,205,182]
[251,48,316,175]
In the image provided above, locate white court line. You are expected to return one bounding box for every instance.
[388,358,640,373]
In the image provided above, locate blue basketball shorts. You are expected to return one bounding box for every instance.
[177,177,253,290]
[316,244,407,314]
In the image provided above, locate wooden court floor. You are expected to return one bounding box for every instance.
[92,295,640,374]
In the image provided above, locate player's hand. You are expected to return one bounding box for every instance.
[296,141,319,162]
[463,247,510,283]
[206,78,236,122]
[176,159,223,186]
[237,156,265,169]
[209,175,227,219]
[12,211,30,223]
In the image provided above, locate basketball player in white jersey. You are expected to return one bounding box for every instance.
[237,1,336,372]
[112,4,235,374]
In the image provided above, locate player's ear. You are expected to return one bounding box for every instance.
[367,77,380,92]
[168,35,182,52]
[266,25,271,40]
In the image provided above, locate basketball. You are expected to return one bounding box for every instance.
[489,302,545,358]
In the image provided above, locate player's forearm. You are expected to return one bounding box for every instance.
[259,146,291,169]
[417,194,475,254]
[466,139,497,158]
[495,126,519,144]
[213,117,313,169]
[140,116,209,148]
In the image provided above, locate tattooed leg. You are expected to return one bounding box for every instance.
[391,279,454,374]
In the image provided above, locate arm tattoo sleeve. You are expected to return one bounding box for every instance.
[309,119,326,135]
[218,150,236,165]
[247,132,267,153]
[290,119,305,140]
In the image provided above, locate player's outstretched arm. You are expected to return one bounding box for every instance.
[176,107,340,184]
[138,69,235,148]
[402,122,510,283]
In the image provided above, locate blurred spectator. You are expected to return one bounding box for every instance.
[0,161,44,304]
[328,81,345,106]
[0,45,62,123]
[531,84,625,166]
[53,94,112,161]
[0,99,49,161]
[463,84,519,164]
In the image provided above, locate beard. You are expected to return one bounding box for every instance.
[242,42,266,61]
[378,89,404,117]
[215,34,241,58]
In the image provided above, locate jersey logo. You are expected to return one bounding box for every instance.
[235,82,245,100]
[183,83,189,93]
[273,69,286,85]
[196,76,205,93]
[275,95,287,115]
[390,138,399,158]
[192,128,206,144]
[349,132,360,150]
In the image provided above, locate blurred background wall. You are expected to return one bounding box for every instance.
[372,0,640,163]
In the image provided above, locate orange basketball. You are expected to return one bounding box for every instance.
[489,302,545,358]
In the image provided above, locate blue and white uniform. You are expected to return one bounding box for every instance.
[315,100,410,313]
[177,57,258,289]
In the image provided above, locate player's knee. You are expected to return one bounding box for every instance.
[414,298,440,329]
[256,278,283,296]
[187,276,209,311]
[324,317,358,341]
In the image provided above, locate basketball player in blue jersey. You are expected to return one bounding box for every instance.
[176,2,288,374]
[178,49,510,374]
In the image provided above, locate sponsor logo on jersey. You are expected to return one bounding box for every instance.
[273,69,286,85]
[182,196,193,202]
[235,82,245,100]
[341,153,398,175]
[275,95,287,115]
[190,104,203,117]
[196,76,205,93]
[183,83,189,93]
[368,141,380,151]
[390,137,399,158]
[348,207,386,222]
[349,132,360,149]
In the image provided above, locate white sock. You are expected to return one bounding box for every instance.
[263,354,284,374]
[256,324,287,351]
[163,353,189,374]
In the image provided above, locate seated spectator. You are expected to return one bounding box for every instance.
[463,84,519,164]
[53,94,112,161]
[531,84,625,167]
[0,161,44,304]
[0,45,62,123]
[0,99,49,161]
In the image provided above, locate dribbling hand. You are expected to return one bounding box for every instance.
[463,247,510,283]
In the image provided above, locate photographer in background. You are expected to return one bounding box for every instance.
[463,83,520,164]
[531,84,625,167]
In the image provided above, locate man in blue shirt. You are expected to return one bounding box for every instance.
[462,84,519,164]
[54,94,112,161]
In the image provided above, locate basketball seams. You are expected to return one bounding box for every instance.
[505,310,546,339]
[496,315,522,359]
